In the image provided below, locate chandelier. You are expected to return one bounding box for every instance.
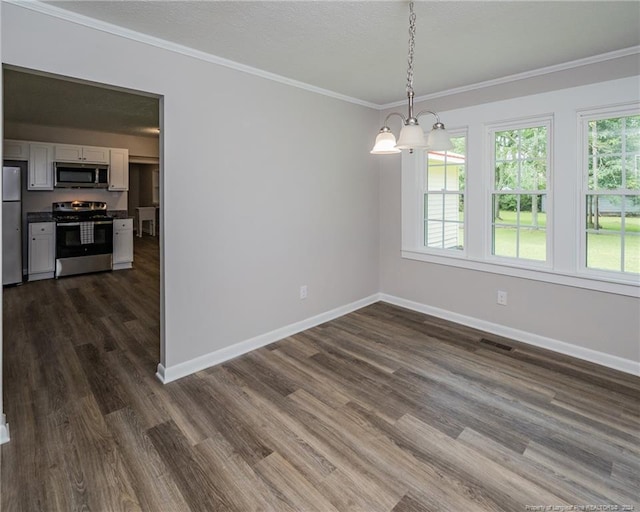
[370,2,452,154]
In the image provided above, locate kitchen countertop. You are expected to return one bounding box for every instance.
[26,210,132,222]
[26,212,54,222]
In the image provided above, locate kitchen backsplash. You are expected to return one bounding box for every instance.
[22,188,127,213]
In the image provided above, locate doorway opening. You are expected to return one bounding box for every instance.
[1,66,165,436]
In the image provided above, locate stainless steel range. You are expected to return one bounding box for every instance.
[53,201,114,277]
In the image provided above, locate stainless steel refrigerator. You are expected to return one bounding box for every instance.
[3,164,23,285]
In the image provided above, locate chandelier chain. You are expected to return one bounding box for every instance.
[406,1,416,95]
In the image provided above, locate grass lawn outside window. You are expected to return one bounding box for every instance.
[493,211,640,272]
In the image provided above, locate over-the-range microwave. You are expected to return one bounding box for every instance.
[54,162,109,188]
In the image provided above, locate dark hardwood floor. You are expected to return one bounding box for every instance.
[2,236,639,511]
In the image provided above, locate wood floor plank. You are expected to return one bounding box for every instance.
[195,434,297,512]
[147,420,234,512]
[75,342,128,416]
[254,451,341,512]
[456,427,622,506]
[391,493,436,512]
[199,368,337,484]
[66,396,143,511]
[105,407,191,512]
[523,440,638,505]
[396,413,570,510]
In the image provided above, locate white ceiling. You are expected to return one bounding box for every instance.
[4,1,639,137]
[45,0,640,105]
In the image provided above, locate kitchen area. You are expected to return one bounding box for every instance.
[2,68,160,286]
[3,142,134,284]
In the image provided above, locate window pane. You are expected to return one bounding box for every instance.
[625,115,640,153]
[624,234,640,273]
[587,232,621,272]
[444,195,459,223]
[442,222,462,250]
[493,225,517,258]
[493,194,518,224]
[586,194,622,231]
[495,162,517,190]
[589,156,623,189]
[589,118,623,155]
[426,164,445,191]
[519,195,546,228]
[520,160,547,190]
[495,130,519,161]
[625,195,640,220]
[518,227,546,261]
[626,156,640,190]
[425,221,444,248]
[519,127,547,159]
[424,134,466,252]
[425,194,444,220]
[599,195,624,226]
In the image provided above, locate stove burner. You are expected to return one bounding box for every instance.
[52,201,113,223]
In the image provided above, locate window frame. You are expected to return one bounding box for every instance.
[421,130,468,255]
[486,117,553,268]
[577,105,640,282]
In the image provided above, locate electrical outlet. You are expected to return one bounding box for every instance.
[497,290,508,306]
[299,285,308,300]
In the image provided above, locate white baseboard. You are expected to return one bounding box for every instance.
[155,291,638,383]
[0,414,10,445]
[379,293,640,376]
[156,294,381,384]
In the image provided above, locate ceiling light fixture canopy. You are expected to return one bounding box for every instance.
[371,1,452,155]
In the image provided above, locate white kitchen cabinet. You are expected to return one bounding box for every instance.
[28,143,54,190]
[54,144,109,164]
[3,139,29,160]
[28,222,55,281]
[113,218,133,270]
[109,148,129,191]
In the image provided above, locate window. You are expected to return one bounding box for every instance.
[423,135,466,251]
[400,77,639,297]
[490,121,550,263]
[582,112,640,275]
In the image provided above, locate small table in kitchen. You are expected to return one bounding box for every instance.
[136,207,156,237]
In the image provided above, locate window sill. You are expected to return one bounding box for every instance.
[401,249,640,298]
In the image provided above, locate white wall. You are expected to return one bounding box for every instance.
[379,77,640,366]
[2,4,379,373]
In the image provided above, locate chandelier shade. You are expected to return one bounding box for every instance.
[427,123,454,151]
[370,129,401,154]
[396,124,428,150]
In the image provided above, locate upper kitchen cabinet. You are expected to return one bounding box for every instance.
[28,143,54,190]
[54,144,109,164]
[4,139,29,160]
[109,148,129,191]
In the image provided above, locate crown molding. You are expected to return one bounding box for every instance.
[380,45,640,111]
[4,0,379,110]
[6,1,639,112]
